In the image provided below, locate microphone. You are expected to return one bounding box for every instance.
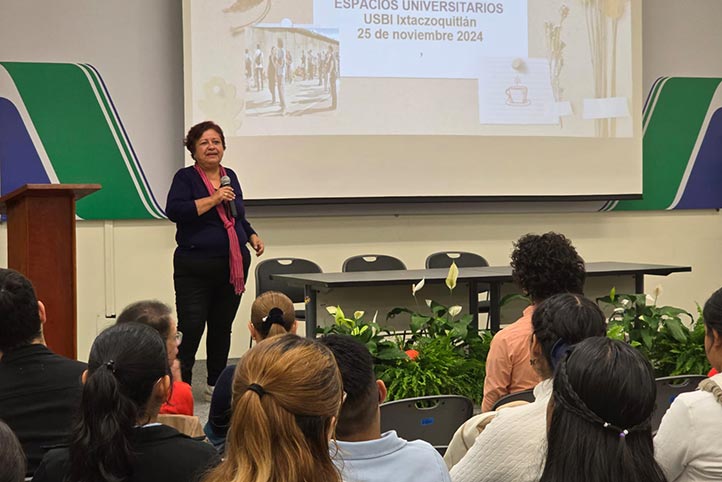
[220,175,238,218]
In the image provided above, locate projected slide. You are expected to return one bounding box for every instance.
[186,0,633,137]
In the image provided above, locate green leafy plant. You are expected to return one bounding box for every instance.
[379,335,489,404]
[316,306,408,367]
[378,262,494,404]
[598,288,710,376]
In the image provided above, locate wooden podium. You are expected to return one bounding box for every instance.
[0,184,101,359]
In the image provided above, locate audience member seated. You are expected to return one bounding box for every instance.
[655,287,722,481]
[443,402,528,469]
[204,291,296,452]
[33,323,219,482]
[450,293,606,481]
[116,300,193,415]
[0,419,26,482]
[540,337,666,482]
[202,334,343,482]
[320,334,451,482]
[482,232,586,412]
[0,268,86,477]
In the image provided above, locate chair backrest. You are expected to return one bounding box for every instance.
[342,254,406,272]
[491,388,536,411]
[157,414,205,438]
[652,375,707,432]
[380,395,473,453]
[255,258,322,302]
[425,251,489,269]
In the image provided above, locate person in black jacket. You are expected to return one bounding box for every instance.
[165,121,264,396]
[0,268,86,477]
[32,323,219,482]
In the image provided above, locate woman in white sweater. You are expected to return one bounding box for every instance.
[655,287,722,481]
[450,293,606,482]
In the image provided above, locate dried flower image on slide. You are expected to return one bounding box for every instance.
[579,0,631,137]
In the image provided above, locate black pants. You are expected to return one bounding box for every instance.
[173,250,250,386]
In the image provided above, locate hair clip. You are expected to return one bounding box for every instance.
[105,360,116,373]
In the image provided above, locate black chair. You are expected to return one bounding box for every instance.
[342,254,406,272]
[426,251,491,317]
[652,375,707,432]
[425,251,489,270]
[380,395,473,455]
[491,388,536,411]
[254,257,322,320]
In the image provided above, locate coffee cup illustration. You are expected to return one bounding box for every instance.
[505,77,530,106]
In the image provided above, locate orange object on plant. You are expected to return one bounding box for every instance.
[405,349,419,361]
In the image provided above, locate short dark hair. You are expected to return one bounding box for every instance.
[0,419,25,482]
[541,337,666,482]
[184,121,226,159]
[703,287,722,340]
[511,232,586,303]
[0,269,42,352]
[319,335,377,439]
[531,293,606,375]
[116,300,173,340]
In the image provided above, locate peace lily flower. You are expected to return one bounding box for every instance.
[425,299,433,308]
[326,306,338,316]
[448,305,462,317]
[371,310,378,324]
[653,284,664,301]
[354,310,365,320]
[412,278,426,296]
[446,262,459,292]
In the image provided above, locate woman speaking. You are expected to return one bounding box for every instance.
[166,121,264,399]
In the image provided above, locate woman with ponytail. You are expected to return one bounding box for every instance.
[202,333,344,482]
[204,291,296,451]
[541,337,666,482]
[32,323,218,482]
[450,293,606,481]
[655,287,722,481]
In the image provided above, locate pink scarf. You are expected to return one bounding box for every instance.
[194,164,245,294]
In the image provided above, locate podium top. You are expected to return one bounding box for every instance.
[0,183,101,214]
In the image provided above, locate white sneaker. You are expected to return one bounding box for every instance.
[203,384,215,403]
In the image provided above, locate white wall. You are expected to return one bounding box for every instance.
[25,209,718,361]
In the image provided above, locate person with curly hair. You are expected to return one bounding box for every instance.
[481,232,585,412]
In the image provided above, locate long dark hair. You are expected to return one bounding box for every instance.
[531,293,607,376]
[68,323,170,482]
[540,337,667,482]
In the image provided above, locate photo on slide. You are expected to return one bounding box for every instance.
[244,26,340,118]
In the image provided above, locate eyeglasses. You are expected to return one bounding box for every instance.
[175,331,183,346]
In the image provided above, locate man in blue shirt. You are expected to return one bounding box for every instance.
[321,335,451,482]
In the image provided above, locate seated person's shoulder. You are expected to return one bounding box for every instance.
[33,447,71,482]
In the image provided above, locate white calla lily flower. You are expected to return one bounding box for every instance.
[446,262,459,291]
[448,305,462,317]
[412,278,426,296]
